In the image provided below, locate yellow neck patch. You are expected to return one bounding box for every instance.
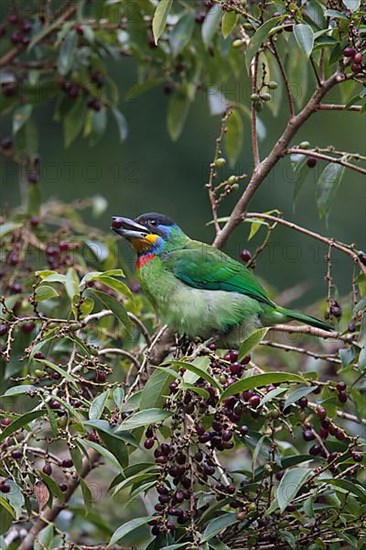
[131,234,159,253]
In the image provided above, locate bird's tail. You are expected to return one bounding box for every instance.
[277,306,333,332]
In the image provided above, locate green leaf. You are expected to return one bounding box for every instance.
[0,222,22,238]
[224,109,243,167]
[222,11,238,39]
[202,512,238,542]
[342,0,360,11]
[79,478,93,515]
[152,0,173,44]
[220,372,306,402]
[245,17,284,71]
[13,105,33,135]
[77,438,121,471]
[358,346,366,373]
[89,108,107,146]
[89,390,110,420]
[202,5,223,47]
[140,367,177,410]
[57,30,77,75]
[111,107,128,142]
[0,410,45,444]
[293,24,314,57]
[284,386,317,410]
[36,359,78,388]
[63,97,86,148]
[170,11,195,56]
[277,468,312,511]
[3,385,36,397]
[37,471,65,503]
[91,275,132,300]
[90,289,132,332]
[238,327,268,360]
[116,408,172,432]
[167,358,221,391]
[316,162,345,219]
[35,285,59,302]
[167,91,191,141]
[108,516,152,547]
[2,481,24,519]
[258,386,287,407]
[323,478,366,502]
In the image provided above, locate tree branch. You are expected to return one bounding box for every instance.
[213,72,341,249]
[288,147,366,176]
[245,212,366,277]
[316,103,362,112]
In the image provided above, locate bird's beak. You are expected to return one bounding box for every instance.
[111,216,150,239]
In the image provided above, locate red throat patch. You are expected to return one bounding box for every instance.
[136,253,155,269]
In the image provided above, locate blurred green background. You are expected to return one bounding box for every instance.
[2,57,365,307]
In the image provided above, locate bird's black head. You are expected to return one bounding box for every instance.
[112,212,185,254]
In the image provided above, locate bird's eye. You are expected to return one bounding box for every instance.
[149,219,158,227]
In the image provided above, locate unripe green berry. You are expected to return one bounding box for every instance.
[250,93,260,101]
[232,39,243,48]
[215,157,226,167]
[231,183,239,191]
[35,369,45,378]
[260,92,271,102]
[254,101,263,112]
[267,81,278,89]
[227,175,237,185]
[299,141,310,149]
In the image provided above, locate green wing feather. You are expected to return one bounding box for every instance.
[162,241,275,307]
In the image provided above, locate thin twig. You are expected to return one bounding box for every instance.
[251,53,260,167]
[98,348,140,371]
[288,147,366,176]
[317,103,362,112]
[270,39,294,118]
[245,212,366,277]
[213,71,341,249]
[261,340,341,365]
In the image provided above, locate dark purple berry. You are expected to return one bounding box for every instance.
[309,444,322,456]
[61,459,73,468]
[240,249,252,263]
[303,429,315,441]
[316,406,327,420]
[11,449,22,459]
[240,425,248,436]
[338,391,347,403]
[1,417,12,427]
[144,438,155,449]
[248,395,261,408]
[0,324,8,337]
[353,52,362,64]
[230,362,243,375]
[307,157,317,168]
[336,382,346,392]
[343,46,355,57]
[34,351,45,360]
[195,12,206,24]
[1,137,12,150]
[42,463,52,475]
[0,482,10,493]
[297,397,308,408]
[7,14,19,25]
[351,451,363,462]
[59,483,68,492]
[96,371,106,382]
[22,321,35,334]
[319,427,329,440]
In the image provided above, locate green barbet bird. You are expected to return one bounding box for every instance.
[112,213,332,347]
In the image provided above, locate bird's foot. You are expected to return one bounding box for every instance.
[188,336,218,360]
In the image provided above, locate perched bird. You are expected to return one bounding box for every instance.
[112,213,332,348]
